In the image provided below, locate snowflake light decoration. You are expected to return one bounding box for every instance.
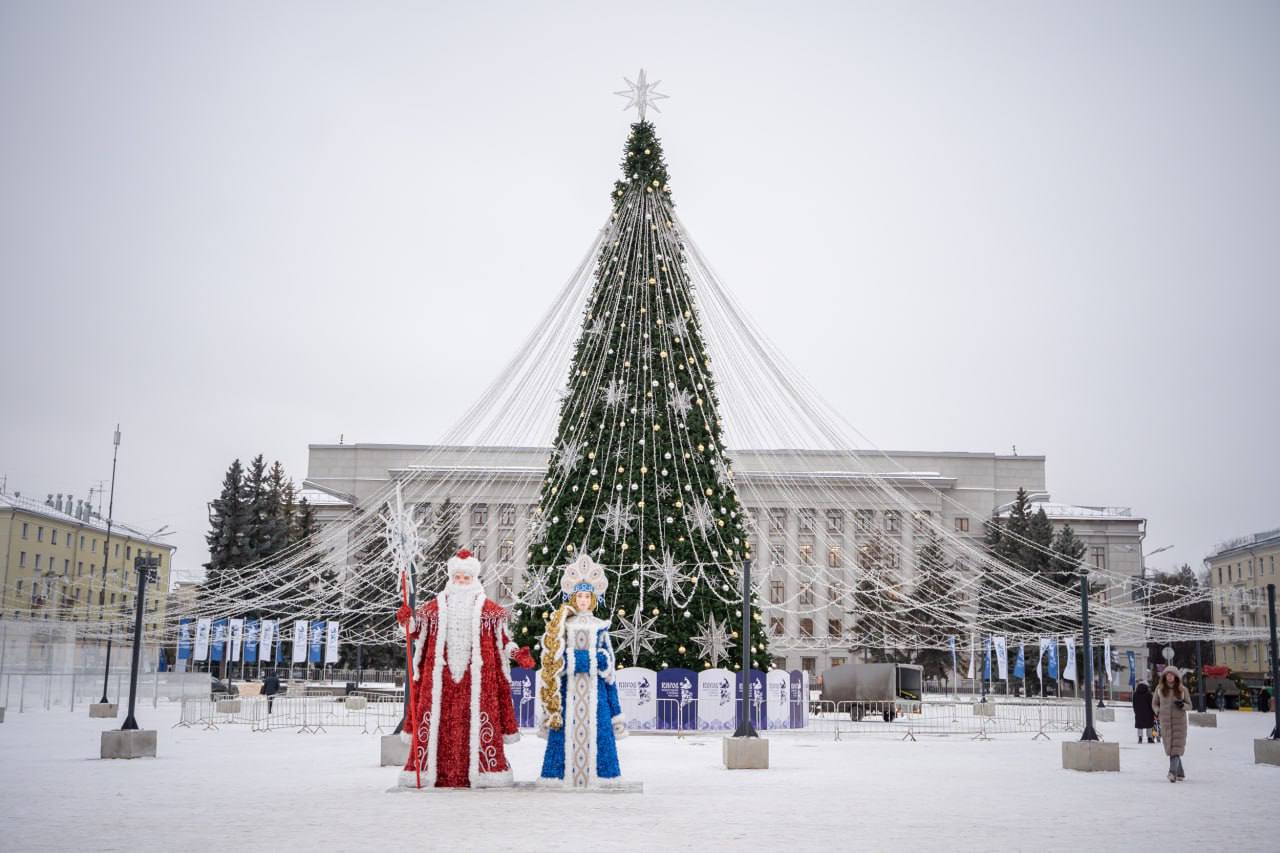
[596,499,637,540]
[602,378,625,409]
[651,548,684,603]
[554,438,585,477]
[691,614,732,667]
[684,498,716,536]
[668,387,694,419]
[614,68,669,122]
[614,611,665,664]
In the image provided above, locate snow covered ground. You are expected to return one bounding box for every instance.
[0,702,1274,852]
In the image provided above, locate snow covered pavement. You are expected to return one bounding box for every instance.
[0,702,1274,852]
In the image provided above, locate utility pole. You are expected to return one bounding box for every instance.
[98,426,121,706]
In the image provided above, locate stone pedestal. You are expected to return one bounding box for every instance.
[100,729,157,759]
[89,703,118,718]
[1254,738,1280,766]
[1188,712,1217,728]
[1062,740,1120,772]
[346,696,367,710]
[381,734,410,767]
[1095,707,1115,722]
[973,702,995,717]
[216,699,242,714]
[723,736,769,769]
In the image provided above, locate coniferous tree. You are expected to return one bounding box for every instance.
[242,455,271,562]
[981,487,1036,638]
[908,531,959,682]
[511,120,768,671]
[203,459,250,600]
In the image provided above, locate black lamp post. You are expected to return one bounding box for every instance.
[733,559,758,738]
[121,553,159,731]
[97,425,122,704]
[1079,569,1099,742]
[1265,584,1278,740]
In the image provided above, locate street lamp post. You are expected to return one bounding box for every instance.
[733,558,758,738]
[97,425,122,706]
[1079,568,1099,742]
[121,553,160,731]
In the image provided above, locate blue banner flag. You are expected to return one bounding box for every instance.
[178,618,193,661]
[1013,644,1025,679]
[983,636,992,681]
[1127,650,1137,689]
[1047,640,1060,680]
[211,619,228,663]
[308,621,325,664]
[948,635,958,675]
[244,619,259,664]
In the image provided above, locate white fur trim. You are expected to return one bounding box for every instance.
[448,552,484,579]
[398,770,426,789]
[612,713,627,739]
[466,592,485,786]
[503,732,520,744]
[590,775,628,789]
[473,768,513,788]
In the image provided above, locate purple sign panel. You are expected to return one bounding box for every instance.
[509,667,536,728]
[790,670,805,728]
[655,668,698,731]
[735,669,768,730]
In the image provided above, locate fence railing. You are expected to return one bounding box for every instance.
[170,693,405,734]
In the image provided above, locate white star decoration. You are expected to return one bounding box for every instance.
[602,378,625,409]
[685,498,716,536]
[691,614,732,667]
[554,438,585,477]
[651,548,683,603]
[614,611,665,664]
[614,69,669,122]
[596,498,637,539]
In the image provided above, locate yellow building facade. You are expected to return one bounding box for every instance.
[0,491,175,635]
[1207,526,1280,684]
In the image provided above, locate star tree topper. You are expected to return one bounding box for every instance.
[614,69,669,121]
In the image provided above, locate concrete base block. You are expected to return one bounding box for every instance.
[1062,740,1120,772]
[973,702,995,716]
[89,703,118,718]
[1189,712,1217,728]
[100,729,156,760]
[381,734,410,767]
[1095,707,1115,722]
[1254,738,1280,766]
[346,696,367,710]
[215,699,242,714]
[723,736,769,769]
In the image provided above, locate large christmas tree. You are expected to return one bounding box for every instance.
[511,109,768,672]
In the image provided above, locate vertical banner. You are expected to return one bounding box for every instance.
[1103,638,1113,685]
[194,618,212,662]
[696,668,736,731]
[1037,637,1050,679]
[291,620,308,664]
[508,667,537,728]
[308,621,325,665]
[1013,644,1025,680]
[259,620,275,665]
[210,619,228,663]
[178,618,193,661]
[801,670,810,728]
[1063,638,1077,682]
[983,636,992,681]
[735,670,768,730]
[948,635,958,683]
[324,621,341,665]
[614,667,657,731]
[1047,638,1060,680]
[766,669,791,730]
[966,634,976,680]
[789,670,805,728]
[993,636,1009,681]
[1126,650,1137,689]
[244,619,260,665]
[655,668,698,731]
[229,618,244,663]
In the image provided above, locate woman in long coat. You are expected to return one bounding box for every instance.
[1152,667,1191,782]
[1131,681,1155,743]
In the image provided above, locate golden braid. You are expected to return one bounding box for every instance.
[539,603,574,730]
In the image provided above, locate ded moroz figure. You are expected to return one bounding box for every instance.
[395,549,536,788]
[537,554,628,788]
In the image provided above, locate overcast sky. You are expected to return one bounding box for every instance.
[2,2,1276,582]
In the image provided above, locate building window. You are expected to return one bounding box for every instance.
[19,552,26,568]
[884,549,899,571]
[799,584,815,605]
[498,539,514,563]
[955,517,970,533]
[50,530,57,546]
[884,511,901,534]
[826,510,844,534]
[828,545,843,568]
[37,526,44,542]
[498,504,516,528]
[474,540,487,561]
[15,579,22,591]
[798,509,815,532]
[770,617,785,636]
[801,657,817,674]
[912,511,931,534]
[91,539,97,553]
[114,543,120,557]
[799,619,814,638]
[768,508,787,534]
[769,580,785,604]
[855,510,875,534]
[1091,547,1106,572]
[35,554,43,570]
[1217,566,1223,584]
[21,522,28,539]
[470,504,488,527]
[769,540,785,566]
[828,618,843,638]
[63,559,69,573]
[772,656,788,670]
[830,656,846,668]
[126,546,131,559]
[798,536,814,565]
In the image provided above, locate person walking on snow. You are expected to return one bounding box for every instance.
[1131,681,1155,743]
[1152,667,1191,782]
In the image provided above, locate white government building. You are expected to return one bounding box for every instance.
[302,443,1150,685]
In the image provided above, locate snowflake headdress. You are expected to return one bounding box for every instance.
[560,553,609,601]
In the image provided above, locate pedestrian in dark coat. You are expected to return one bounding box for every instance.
[262,672,281,714]
[1152,667,1191,782]
[1131,682,1155,742]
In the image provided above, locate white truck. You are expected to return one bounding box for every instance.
[820,662,924,721]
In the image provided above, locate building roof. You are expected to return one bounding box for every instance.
[997,497,1141,522]
[1208,527,1280,561]
[0,490,176,549]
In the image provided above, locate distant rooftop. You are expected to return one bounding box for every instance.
[1208,527,1280,560]
[997,495,1139,522]
[0,490,176,548]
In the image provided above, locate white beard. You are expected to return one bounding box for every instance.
[443,580,481,684]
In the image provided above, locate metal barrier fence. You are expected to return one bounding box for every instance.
[171,693,405,735]
[0,670,211,713]
[806,699,1084,740]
